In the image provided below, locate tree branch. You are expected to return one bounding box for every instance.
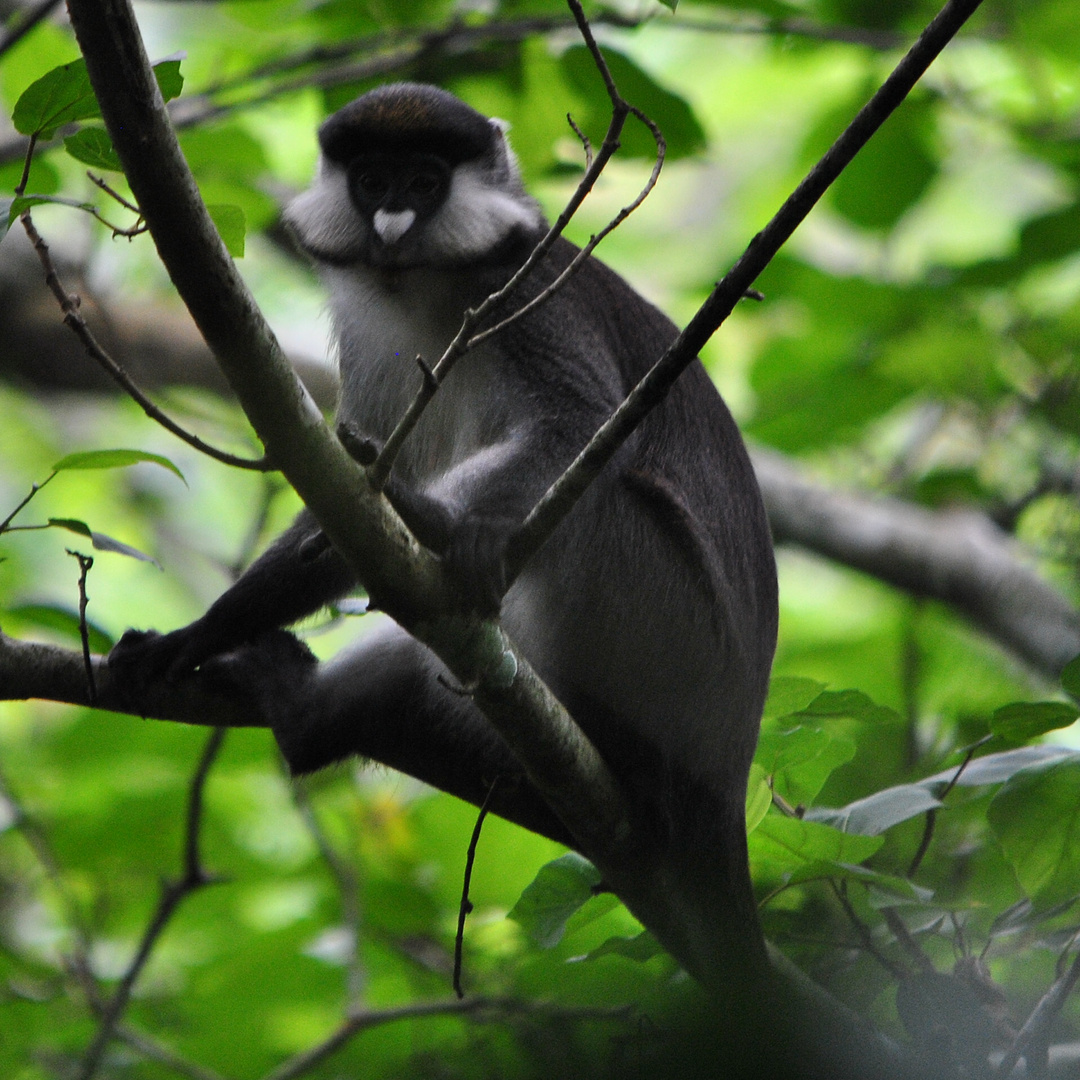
[504,0,987,584]
[753,449,1080,679]
[76,726,226,1080]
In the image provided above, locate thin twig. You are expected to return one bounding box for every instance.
[454,777,498,999]
[995,947,1080,1077]
[76,727,227,1080]
[256,996,633,1080]
[0,764,99,1003]
[830,880,907,981]
[226,475,287,579]
[882,908,936,975]
[66,549,97,705]
[503,0,988,586]
[17,197,269,472]
[114,1024,230,1080]
[87,171,142,215]
[567,113,594,169]
[907,735,990,878]
[368,0,664,489]
[0,473,55,533]
[14,131,37,197]
[22,191,149,237]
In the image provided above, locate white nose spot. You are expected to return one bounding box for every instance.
[373,208,416,244]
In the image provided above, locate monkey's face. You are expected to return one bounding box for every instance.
[284,83,544,271]
[346,150,450,250]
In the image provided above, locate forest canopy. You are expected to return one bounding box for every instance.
[1,0,1080,1077]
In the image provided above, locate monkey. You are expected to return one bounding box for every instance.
[110,82,778,974]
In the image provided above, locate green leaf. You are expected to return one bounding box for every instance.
[5,603,113,654]
[763,676,826,722]
[507,853,601,948]
[12,59,101,139]
[799,689,901,726]
[991,702,1080,743]
[152,58,184,103]
[925,746,1080,788]
[63,127,122,171]
[745,763,771,834]
[657,0,678,9]
[12,57,183,140]
[1063,655,1080,702]
[750,814,883,885]
[831,99,937,230]
[207,204,246,257]
[45,517,160,566]
[806,784,942,837]
[588,931,664,962]
[53,448,185,483]
[0,198,13,240]
[989,760,1080,908]
[755,722,856,806]
[11,194,97,218]
[87,531,160,567]
[559,46,706,160]
[47,517,92,539]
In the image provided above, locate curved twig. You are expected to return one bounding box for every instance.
[18,208,271,471]
[454,777,499,998]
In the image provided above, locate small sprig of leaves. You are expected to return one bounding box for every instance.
[0,449,184,566]
[3,57,246,255]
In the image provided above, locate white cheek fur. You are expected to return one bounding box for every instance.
[422,161,542,262]
[284,166,368,260]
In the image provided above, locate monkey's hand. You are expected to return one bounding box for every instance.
[385,478,515,616]
[442,512,516,616]
[108,616,231,696]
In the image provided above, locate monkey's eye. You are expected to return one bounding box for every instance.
[354,171,390,199]
[408,170,443,197]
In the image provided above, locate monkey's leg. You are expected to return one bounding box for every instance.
[212,623,575,847]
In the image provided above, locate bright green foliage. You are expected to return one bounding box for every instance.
[12,58,182,139]
[62,127,122,172]
[53,448,185,481]
[2,0,1080,1076]
[508,852,603,947]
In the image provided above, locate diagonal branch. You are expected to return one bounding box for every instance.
[753,449,1080,678]
[504,0,988,586]
[18,207,270,472]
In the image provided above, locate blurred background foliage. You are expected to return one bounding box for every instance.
[1,0,1080,1076]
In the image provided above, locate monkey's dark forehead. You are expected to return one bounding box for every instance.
[319,83,495,166]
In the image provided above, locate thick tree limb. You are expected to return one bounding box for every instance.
[753,449,1080,679]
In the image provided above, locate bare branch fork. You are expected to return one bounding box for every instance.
[504,0,988,584]
[368,0,666,488]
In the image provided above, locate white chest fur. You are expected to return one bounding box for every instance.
[325,264,505,483]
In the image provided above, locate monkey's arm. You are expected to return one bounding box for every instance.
[110,509,357,681]
[385,425,595,614]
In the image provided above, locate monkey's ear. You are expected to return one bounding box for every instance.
[489,117,512,135]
